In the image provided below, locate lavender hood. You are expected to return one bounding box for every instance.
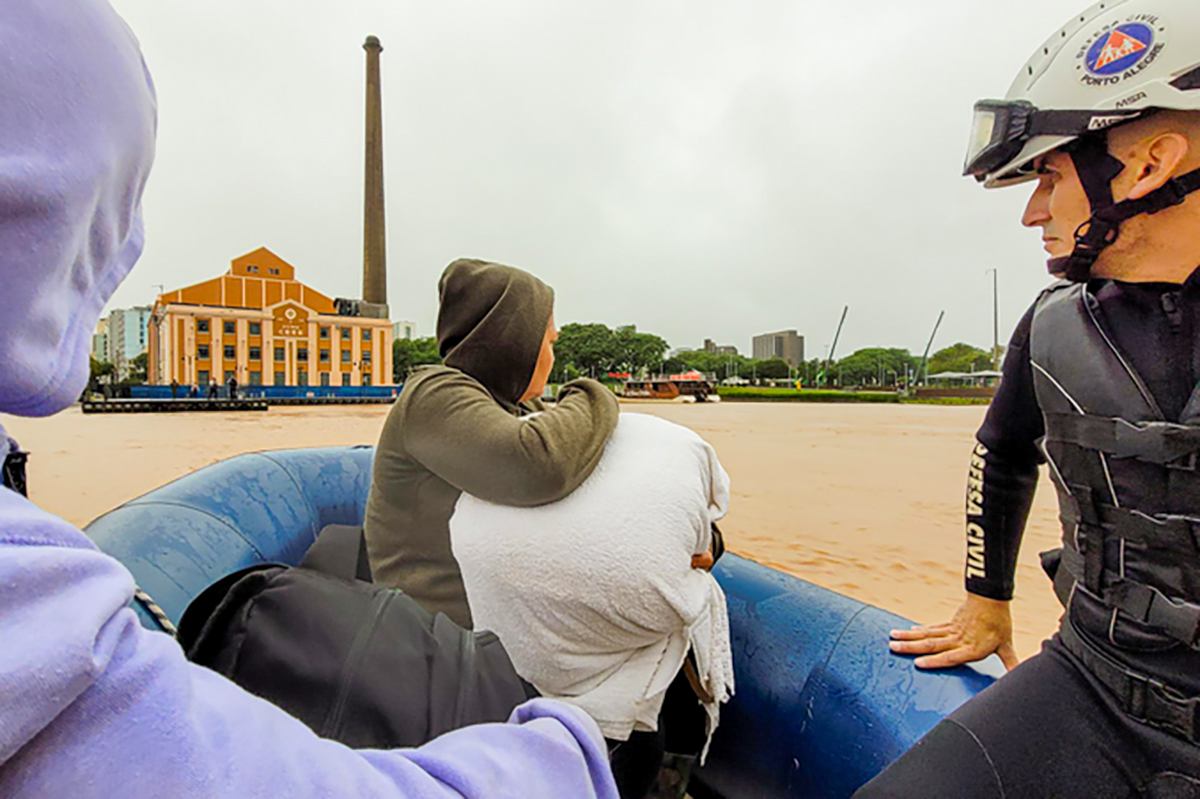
[0,0,156,417]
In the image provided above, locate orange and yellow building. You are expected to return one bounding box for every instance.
[148,247,393,388]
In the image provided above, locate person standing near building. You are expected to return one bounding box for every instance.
[0,3,618,797]
[861,1,1200,795]
[170,379,178,399]
[227,373,238,400]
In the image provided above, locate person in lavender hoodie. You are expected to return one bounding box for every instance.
[0,2,619,798]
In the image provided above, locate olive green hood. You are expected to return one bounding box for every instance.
[437,259,554,408]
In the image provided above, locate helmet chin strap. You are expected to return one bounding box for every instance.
[1049,134,1200,282]
[1048,136,1126,281]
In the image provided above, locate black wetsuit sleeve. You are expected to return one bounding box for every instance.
[964,302,1043,601]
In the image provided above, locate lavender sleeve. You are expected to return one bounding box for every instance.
[0,491,617,799]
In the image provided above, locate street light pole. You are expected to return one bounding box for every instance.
[989,268,1000,370]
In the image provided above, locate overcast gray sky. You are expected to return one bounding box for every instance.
[106,0,1089,359]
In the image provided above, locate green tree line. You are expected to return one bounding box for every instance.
[89,353,148,386]
[799,343,997,387]
[391,326,998,388]
[550,324,669,382]
[389,324,673,384]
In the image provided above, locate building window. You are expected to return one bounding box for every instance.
[341,373,351,387]
[198,370,209,385]
[298,370,308,387]
[363,374,372,387]
[341,328,351,340]
[274,371,285,386]
[362,328,372,341]
[274,346,285,362]
[224,321,235,335]
[249,371,262,386]
[197,319,210,334]
[341,350,351,363]
[249,346,261,361]
[320,326,330,339]
[249,322,261,336]
[297,348,308,363]
[362,349,372,363]
[269,267,280,275]
[320,372,330,387]
[320,349,330,363]
[224,345,236,359]
[248,265,258,273]
[197,344,210,360]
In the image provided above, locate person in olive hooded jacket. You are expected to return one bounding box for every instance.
[365,259,620,628]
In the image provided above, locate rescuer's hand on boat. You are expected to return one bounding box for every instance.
[887,594,1019,671]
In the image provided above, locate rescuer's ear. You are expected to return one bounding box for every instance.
[1124,131,1190,201]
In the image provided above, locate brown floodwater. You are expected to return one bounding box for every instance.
[1,401,1063,658]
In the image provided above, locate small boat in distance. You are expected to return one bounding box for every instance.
[622,371,715,402]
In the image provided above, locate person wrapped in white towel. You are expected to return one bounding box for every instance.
[450,411,735,798]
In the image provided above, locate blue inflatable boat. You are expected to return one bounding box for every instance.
[85,445,1000,798]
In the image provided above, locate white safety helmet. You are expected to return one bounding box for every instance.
[964,0,1200,280]
[965,0,1200,187]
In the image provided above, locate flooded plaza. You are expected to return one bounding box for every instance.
[3,400,1063,658]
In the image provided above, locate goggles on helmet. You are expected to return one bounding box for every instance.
[963,99,1144,181]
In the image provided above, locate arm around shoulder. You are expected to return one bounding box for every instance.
[404,372,619,506]
[553,378,620,432]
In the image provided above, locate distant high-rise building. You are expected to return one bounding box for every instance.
[703,338,738,356]
[393,321,416,341]
[753,329,805,367]
[92,318,110,364]
[106,306,151,379]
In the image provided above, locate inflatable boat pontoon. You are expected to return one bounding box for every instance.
[86,446,1001,799]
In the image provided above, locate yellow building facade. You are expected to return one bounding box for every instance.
[149,248,393,388]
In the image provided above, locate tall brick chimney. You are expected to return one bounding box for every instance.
[361,35,389,318]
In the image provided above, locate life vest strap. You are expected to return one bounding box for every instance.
[1060,619,1200,743]
[1061,546,1200,649]
[1059,498,1200,554]
[1045,412,1200,468]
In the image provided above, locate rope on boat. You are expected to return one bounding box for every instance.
[134,587,178,637]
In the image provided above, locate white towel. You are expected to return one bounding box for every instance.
[450,412,734,756]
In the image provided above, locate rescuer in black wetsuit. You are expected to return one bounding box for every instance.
[856,2,1200,796]
[863,278,1200,799]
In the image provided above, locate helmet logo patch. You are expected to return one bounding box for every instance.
[1076,17,1166,87]
[1089,24,1152,74]
[1085,23,1154,76]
